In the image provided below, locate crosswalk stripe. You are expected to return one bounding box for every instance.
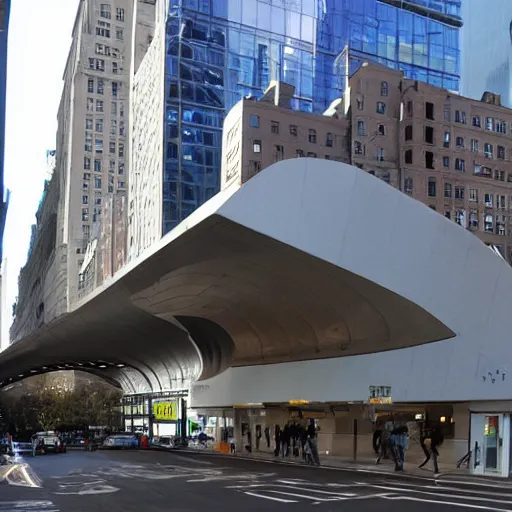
[244,491,297,503]
[383,495,512,511]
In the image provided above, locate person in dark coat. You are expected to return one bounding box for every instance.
[274,425,281,457]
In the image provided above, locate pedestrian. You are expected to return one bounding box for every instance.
[274,425,281,457]
[419,425,442,475]
[390,425,409,471]
[307,419,320,465]
[228,434,236,454]
[376,426,391,464]
[264,427,270,449]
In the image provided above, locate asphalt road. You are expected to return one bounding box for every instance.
[1,449,511,511]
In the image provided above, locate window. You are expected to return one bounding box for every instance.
[100,4,111,18]
[95,119,103,132]
[357,120,365,136]
[249,114,259,128]
[253,140,261,153]
[86,119,93,130]
[118,163,125,175]
[443,156,450,168]
[94,176,102,189]
[425,102,434,120]
[308,129,317,143]
[485,213,493,232]
[425,151,434,169]
[455,210,466,227]
[495,169,505,181]
[376,148,384,161]
[354,141,363,155]
[498,145,505,159]
[496,215,506,235]
[455,158,465,172]
[116,7,124,21]
[84,156,91,170]
[109,160,115,172]
[405,125,413,141]
[87,98,94,111]
[96,27,110,38]
[326,132,333,147]
[443,107,450,122]
[96,43,108,55]
[289,124,297,136]
[484,142,493,158]
[111,119,117,135]
[380,81,388,96]
[472,116,481,128]
[325,155,331,160]
[425,126,434,144]
[273,145,284,161]
[296,149,304,157]
[444,182,452,198]
[404,177,413,195]
[112,81,118,97]
[470,189,478,203]
[469,209,478,228]
[95,192,102,205]
[116,28,123,40]
[109,141,116,154]
[96,100,104,112]
[119,143,124,157]
[96,59,105,71]
[405,149,413,164]
[118,181,125,189]
[497,195,506,209]
[83,172,90,181]
[455,110,466,124]
[428,177,437,197]
[445,211,451,219]
[307,152,317,158]
[456,136,464,148]
[443,131,450,148]
[455,187,465,200]
[471,139,478,152]
[376,102,386,114]
[95,138,103,153]
[112,62,118,74]
[357,97,364,110]
[407,101,413,116]
[111,101,117,116]
[486,117,494,131]
[85,133,92,152]
[89,58,95,70]
[120,102,124,117]
[94,159,101,172]
[271,121,279,134]
[485,193,493,207]
[119,121,125,136]
[88,78,94,93]
[250,161,262,174]
[82,208,89,222]
[82,195,88,205]
[97,79,104,95]
[377,124,386,136]
[496,119,507,134]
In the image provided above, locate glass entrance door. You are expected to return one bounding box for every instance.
[483,415,500,473]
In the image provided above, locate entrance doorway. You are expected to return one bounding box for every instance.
[470,413,510,477]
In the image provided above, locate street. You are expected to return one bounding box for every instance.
[1,449,512,512]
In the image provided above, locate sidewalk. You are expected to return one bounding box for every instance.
[184,446,512,486]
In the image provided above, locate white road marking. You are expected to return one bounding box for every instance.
[265,490,345,501]
[383,495,512,511]
[244,491,297,503]
[0,502,58,511]
[394,481,512,498]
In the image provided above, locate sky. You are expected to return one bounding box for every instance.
[3,0,80,335]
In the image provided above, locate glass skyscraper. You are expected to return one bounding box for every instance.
[163,0,461,234]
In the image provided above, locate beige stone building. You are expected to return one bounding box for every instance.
[222,82,350,191]
[223,62,512,264]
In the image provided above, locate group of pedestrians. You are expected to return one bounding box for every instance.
[374,422,443,475]
[274,419,320,465]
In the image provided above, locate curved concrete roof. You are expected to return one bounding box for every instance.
[0,159,459,392]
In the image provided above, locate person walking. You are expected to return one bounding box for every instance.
[391,425,409,471]
[376,426,391,464]
[419,425,442,475]
[307,419,320,465]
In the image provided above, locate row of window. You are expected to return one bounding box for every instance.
[251,139,336,160]
[82,176,121,193]
[86,98,124,116]
[95,43,121,58]
[83,158,124,175]
[85,118,125,136]
[84,135,125,156]
[441,132,506,159]
[249,115,335,146]
[96,19,124,40]
[99,4,125,22]
[88,57,122,75]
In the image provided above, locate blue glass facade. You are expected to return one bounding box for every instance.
[163,0,461,233]
[0,0,10,262]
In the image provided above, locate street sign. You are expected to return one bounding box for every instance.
[368,385,392,404]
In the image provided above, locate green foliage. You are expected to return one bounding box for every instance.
[0,382,122,436]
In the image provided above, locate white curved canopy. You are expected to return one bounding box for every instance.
[0,159,458,392]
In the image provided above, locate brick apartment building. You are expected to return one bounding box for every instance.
[223,62,512,264]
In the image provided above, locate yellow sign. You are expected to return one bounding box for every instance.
[289,400,310,406]
[369,397,393,404]
[153,401,177,421]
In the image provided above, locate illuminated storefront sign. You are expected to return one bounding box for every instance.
[153,401,177,421]
[368,385,392,404]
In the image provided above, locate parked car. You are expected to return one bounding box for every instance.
[102,432,139,449]
[151,435,180,449]
[32,432,67,454]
